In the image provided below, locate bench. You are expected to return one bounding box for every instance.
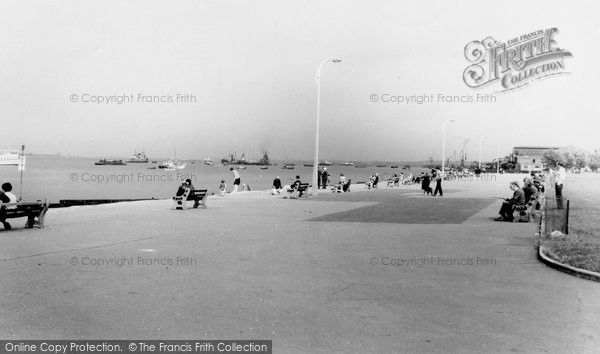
[0,198,50,229]
[512,194,538,223]
[172,189,208,210]
[332,180,351,193]
[287,183,309,199]
[387,177,400,187]
[188,189,208,208]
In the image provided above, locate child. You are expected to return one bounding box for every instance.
[219,179,227,196]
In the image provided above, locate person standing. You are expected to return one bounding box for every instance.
[321,167,329,189]
[0,182,17,230]
[555,163,566,209]
[230,167,241,192]
[317,168,322,189]
[433,168,443,196]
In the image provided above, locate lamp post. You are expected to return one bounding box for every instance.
[496,144,502,174]
[441,119,455,176]
[478,136,487,170]
[312,57,342,196]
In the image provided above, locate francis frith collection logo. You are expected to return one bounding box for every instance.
[463,28,572,92]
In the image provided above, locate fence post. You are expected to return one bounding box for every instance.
[565,199,570,235]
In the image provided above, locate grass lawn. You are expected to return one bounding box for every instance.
[540,174,600,274]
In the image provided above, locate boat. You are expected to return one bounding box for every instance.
[260,166,268,170]
[403,164,412,169]
[390,165,399,169]
[203,158,215,165]
[221,152,271,166]
[376,164,387,167]
[304,164,314,167]
[126,150,148,163]
[339,162,354,166]
[318,160,333,166]
[282,164,295,170]
[0,150,21,166]
[158,160,186,170]
[354,164,367,168]
[95,159,127,166]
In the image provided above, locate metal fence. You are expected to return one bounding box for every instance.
[543,182,570,235]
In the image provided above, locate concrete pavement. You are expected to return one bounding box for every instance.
[1,174,599,352]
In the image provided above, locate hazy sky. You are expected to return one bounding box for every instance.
[1,0,598,161]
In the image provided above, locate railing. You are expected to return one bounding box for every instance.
[544,182,570,235]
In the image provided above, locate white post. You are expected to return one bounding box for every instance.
[478,136,487,170]
[19,145,25,201]
[312,57,342,196]
[496,144,502,174]
[441,119,454,176]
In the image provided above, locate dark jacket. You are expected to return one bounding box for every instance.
[523,185,538,202]
[507,188,526,205]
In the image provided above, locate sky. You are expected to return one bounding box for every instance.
[1,0,598,162]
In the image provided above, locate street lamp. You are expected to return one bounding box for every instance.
[496,144,502,174]
[441,119,455,176]
[312,57,342,196]
[478,136,487,170]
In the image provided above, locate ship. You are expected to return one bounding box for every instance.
[318,160,333,166]
[0,150,21,166]
[220,152,271,166]
[95,159,127,166]
[126,150,149,163]
[203,158,214,165]
[282,164,295,170]
[339,162,354,166]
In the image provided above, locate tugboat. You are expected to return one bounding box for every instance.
[126,150,149,163]
[203,158,215,165]
[95,159,127,166]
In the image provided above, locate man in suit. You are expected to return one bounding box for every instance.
[495,181,526,221]
[321,167,329,189]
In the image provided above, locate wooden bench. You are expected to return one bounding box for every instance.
[296,183,309,197]
[1,198,50,229]
[286,183,309,199]
[512,194,538,223]
[173,188,208,210]
[188,189,208,208]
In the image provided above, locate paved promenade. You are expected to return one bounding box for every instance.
[1,174,599,352]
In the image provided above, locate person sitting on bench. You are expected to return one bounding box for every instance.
[0,183,17,230]
[175,181,190,197]
[495,181,525,222]
[289,175,303,197]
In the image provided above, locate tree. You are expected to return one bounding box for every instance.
[543,150,562,167]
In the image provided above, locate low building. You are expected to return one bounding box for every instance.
[512,146,559,172]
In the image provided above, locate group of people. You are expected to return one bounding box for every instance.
[316,167,329,189]
[495,171,548,222]
[420,169,444,196]
[366,173,379,189]
[271,175,305,198]
[0,183,18,230]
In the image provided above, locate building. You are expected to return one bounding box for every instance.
[512,146,559,172]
